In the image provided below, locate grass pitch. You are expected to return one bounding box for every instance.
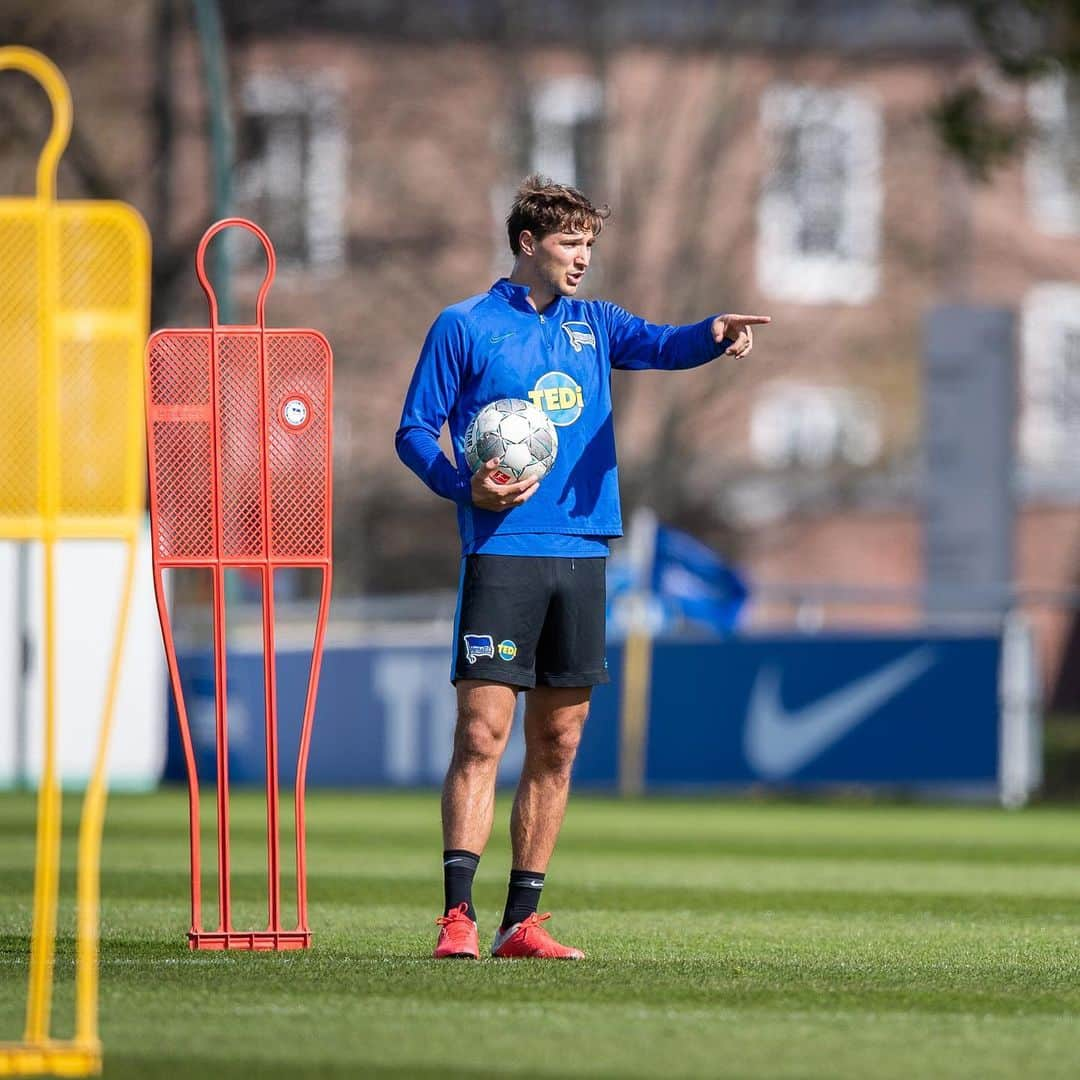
[1,790,1079,1079]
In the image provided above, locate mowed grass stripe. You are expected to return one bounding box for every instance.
[6,790,1080,843]
[5,872,1080,925]
[10,826,1080,866]
[6,916,1080,1019]
[77,995,1080,1079]
[1,791,1079,1078]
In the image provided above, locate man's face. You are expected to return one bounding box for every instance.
[528,228,595,296]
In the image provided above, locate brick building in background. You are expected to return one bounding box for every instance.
[4,0,1080,699]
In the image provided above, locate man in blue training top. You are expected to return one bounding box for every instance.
[396,175,769,960]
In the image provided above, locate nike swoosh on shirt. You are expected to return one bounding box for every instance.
[489,331,516,344]
[744,647,936,780]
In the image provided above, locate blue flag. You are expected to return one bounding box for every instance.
[650,525,748,634]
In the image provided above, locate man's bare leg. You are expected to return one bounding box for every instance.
[442,680,518,852]
[434,680,518,958]
[491,685,590,958]
[510,685,591,871]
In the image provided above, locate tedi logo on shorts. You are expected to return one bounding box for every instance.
[498,640,517,662]
[528,371,583,426]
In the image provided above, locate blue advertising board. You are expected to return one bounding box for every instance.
[165,633,1001,791]
[642,635,1000,786]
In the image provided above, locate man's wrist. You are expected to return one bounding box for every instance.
[705,315,730,356]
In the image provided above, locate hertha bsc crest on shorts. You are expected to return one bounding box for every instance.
[463,634,495,663]
[561,321,596,352]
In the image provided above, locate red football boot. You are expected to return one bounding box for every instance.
[433,902,479,959]
[491,912,584,959]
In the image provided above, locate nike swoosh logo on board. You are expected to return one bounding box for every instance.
[744,647,936,780]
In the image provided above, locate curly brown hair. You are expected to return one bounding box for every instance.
[506,174,610,255]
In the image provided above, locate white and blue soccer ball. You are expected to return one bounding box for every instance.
[464,398,558,483]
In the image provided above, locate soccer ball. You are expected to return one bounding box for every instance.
[464,398,558,483]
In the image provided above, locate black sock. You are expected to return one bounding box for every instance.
[501,868,545,930]
[443,849,480,920]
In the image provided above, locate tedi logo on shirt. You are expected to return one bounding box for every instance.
[529,371,584,426]
[562,321,596,352]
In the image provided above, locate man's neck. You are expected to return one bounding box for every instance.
[508,265,555,313]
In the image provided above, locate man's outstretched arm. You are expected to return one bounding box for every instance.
[603,302,770,371]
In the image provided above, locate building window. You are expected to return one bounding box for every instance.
[1021,283,1080,467]
[749,380,882,469]
[1026,67,1080,235]
[235,73,346,269]
[527,76,604,192]
[757,86,882,304]
[493,76,604,275]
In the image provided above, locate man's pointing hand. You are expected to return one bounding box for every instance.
[712,313,771,360]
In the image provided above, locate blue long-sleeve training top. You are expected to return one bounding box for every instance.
[396,278,725,554]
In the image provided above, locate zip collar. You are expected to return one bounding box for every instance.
[490,277,565,317]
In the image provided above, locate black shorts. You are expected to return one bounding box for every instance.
[451,554,610,688]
